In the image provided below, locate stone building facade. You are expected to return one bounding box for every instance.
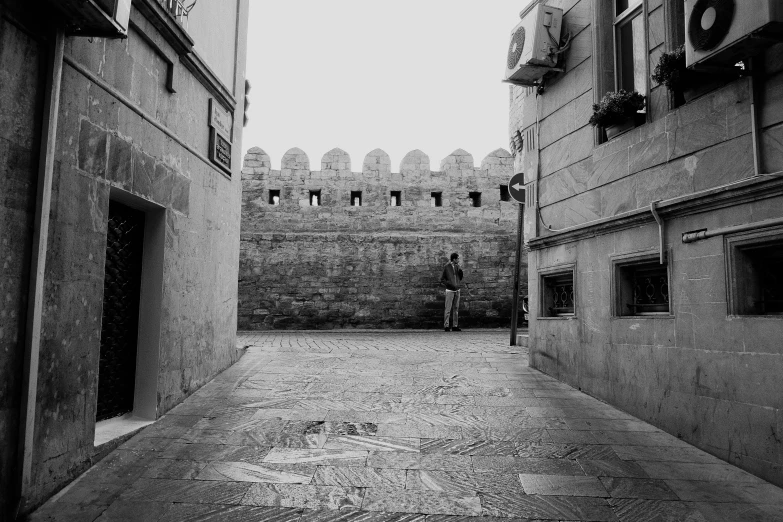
[512,0,783,486]
[0,0,249,515]
[240,147,525,330]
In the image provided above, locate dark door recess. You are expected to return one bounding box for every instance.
[97,201,145,422]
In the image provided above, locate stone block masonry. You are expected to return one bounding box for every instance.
[0,0,250,513]
[240,147,526,330]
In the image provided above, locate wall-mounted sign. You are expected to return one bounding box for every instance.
[209,99,232,140]
[208,98,233,176]
[508,172,526,204]
[209,129,232,175]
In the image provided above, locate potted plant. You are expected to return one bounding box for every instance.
[588,90,646,139]
[652,45,724,103]
[651,45,686,92]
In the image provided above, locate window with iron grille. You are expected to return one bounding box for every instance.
[726,229,783,316]
[615,258,670,316]
[541,270,575,317]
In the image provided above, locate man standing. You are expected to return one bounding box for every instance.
[441,252,463,332]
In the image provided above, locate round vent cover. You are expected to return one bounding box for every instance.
[507,27,526,69]
[688,0,734,52]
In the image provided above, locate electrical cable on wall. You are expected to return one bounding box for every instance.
[534,30,572,95]
[533,90,571,233]
[547,28,572,66]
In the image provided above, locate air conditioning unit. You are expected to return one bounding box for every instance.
[505,3,564,85]
[43,0,131,37]
[685,0,783,69]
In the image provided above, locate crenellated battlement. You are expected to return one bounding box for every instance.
[243,147,512,179]
[242,147,515,221]
[238,145,525,331]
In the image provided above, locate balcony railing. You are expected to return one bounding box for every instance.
[157,0,196,26]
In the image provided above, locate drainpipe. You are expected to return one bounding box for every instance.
[650,201,664,264]
[748,57,761,177]
[534,92,542,237]
[15,28,65,517]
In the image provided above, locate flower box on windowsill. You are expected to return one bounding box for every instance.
[589,90,646,141]
[605,118,636,140]
[605,112,646,140]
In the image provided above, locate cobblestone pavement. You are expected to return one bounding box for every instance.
[31,330,783,521]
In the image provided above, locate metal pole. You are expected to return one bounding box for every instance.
[510,203,524,345]
[682,216,783,243]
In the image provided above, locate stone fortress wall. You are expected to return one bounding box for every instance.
[239,147,526,329]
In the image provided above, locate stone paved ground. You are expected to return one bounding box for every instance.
[30,330,783,521]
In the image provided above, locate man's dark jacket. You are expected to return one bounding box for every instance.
[440,262,463,291]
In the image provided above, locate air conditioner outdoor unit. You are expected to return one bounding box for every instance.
[44,0,131,37]
[685,0,783,69]
[505,3,564,85]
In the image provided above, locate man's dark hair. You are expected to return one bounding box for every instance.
[450,252,459,261]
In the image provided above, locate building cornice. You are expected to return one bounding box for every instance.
[132,0,194,56]
[527,175,783,250]
[181,50,236,111]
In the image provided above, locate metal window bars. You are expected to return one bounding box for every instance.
[550,283,574,315]
[629,265,669,314]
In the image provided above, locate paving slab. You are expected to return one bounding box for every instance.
[30,330,783,521]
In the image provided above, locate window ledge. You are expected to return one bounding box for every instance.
[609,313,674,321]
[728,315,783,320]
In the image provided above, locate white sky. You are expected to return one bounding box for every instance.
[242,1,530,171]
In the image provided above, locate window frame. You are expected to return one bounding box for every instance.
[469,192,482,208]
[268,189,280,206]
[350,191,362,207]
[725,227,783,317]
[431,192,442,207]
[309,190,321,206]
[594,0,650,144]
[613,0,647,95]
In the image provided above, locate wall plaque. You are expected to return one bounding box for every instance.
[208,98,233,176]
[209,99,232,140]
[210,129,232,174]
